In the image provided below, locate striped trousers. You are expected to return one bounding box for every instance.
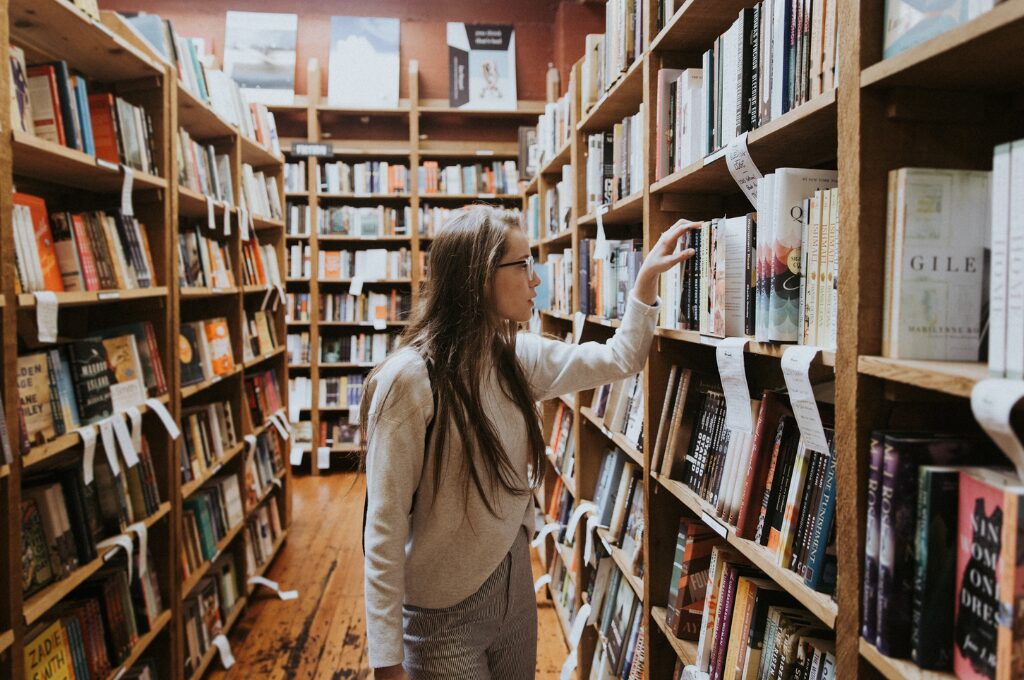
[402,527,537,679]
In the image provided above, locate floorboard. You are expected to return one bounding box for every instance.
[207,473,571,679]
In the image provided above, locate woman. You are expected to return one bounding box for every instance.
[362,205,695,679]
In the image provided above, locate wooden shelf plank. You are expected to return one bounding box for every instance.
[580,406,643,468]
[17,286,169,308]
[318,362,378,369]
[651,91,837,196]
[578,58,645,133]
[317,278,412,285]
[316,140,412,156]
[542,310,575,323]
[417,99,546,117]
[253,215,286,231]
[177,85,236,140]
[656,327,837,366]
[186,595,248,680]
[578,191,644,226]
[417,193,520,201]
[10,0,163,81]
[650,0,754,53]
[595,527,643,602]
[22,395,172,470]
[859,640,955,680]
[0,464,9,480]
[318,192,411,200]
[24,503,170,626]
[178,187,231,219]
[541,229,573,248]
[181,441,246,501]
[539,140,573,176]
[243,346,286,370]
[316,235,412,243]
[181,367,243,401]
[653,473,837,629]
[0,629,13,656]
[240,135,284,167]
[317,320,410,328]
[181,286,239,299]
[105,609,172,680]
[316,103,411,116]
[418,142,519,158]
[650,606,698,667]
[857,355,986,398]
[861,2,1024,91]
[12,131,166,191]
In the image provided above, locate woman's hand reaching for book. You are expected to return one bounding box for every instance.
[633,219,699,305]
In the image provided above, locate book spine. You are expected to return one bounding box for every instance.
[803,448,837,592]
[876,443,916,657]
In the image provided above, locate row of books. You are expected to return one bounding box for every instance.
[11,49,158,175]
[666,534,835,679]
[179,318,235,387]
[590,449,646,567]
[591,373,644,450]
[418,161,520,196]
[319,375,365,409]
[546,551,577,621]
[318,248,413,281]
[535,88,573,166]
[178,127,234,203]
[287,203,312,236]
[584,131,614,213]
[580,0,643,113]
[652,371,838,595]
[244,430,286,509]
[320,417,359,447]
[287,332,311,365]
[244,497,285,576]
[288,243,312,279]
[286,293,311,323]
[525,194,540,242]
[180,400,238,486]
[578,237,643,320]
[21,453,162,597]
[883,167,989,363]
[418,205,454,237]
[15,193,158,294]
[242,236,284,289]
[23,557,163,680]
[546,164,574,237]
[284,161,307,192]
[318,161,409,195]
[18,323,167,450]
[181,474,244,579]
[320,291,412,324]
[587,555,644,679]
[241,163,283,220]
[243,309,280,363]
[288,377,312,413]
[178,223,234,290]
[859,434,1015,674]
[534,249,574,317]
[548,403,577,483]
[182,555,241,677]
[318,205,410,237]
[124,14,282,155]
[320,334,399,365]
[244,368,285,428]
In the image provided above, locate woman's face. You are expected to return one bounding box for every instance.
[490,227,540,323]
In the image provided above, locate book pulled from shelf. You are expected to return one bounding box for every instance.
[418,160,520,196]
[14,193,159,294]
[178,318,236,387]
[286,203,311,236]
[882,168,989,361]
[591,373,644,450]
[287,332,311,366]
[318,160,409,195]
[317,205,411,237]
[178,222,235,289]
[533,248,573,316]
[519,125,539,182]
[243,236,284,288]
[240,163,283,220]
[178,127,234,203]
[244,309,279,363]
[245,368,284,427]
[579,237,643,319]
[319,334,399,365]
[580,0,643,113]
[180,400,238,485]
[182,474,244,578]
[318,375,364,409]
[545,164,574,238]
[284,161,307,192]
[318,248,412,281]
[286,293,311,323]
[585,130,614,213]
[183,554,241,676]
[320,291,411,324]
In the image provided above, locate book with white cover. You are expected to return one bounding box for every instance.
[884,168,990,361]
[328,17,400,109]
[447,23,517,111]
[988,143,1011,376]
[223,11,297,106]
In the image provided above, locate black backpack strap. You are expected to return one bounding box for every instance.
[362,357,437,555]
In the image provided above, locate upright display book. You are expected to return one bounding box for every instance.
[327,16,400,109]
[447,23,517,111]
[223,11,298,105]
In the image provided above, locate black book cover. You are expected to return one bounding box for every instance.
[178,324,205,387]
[67,340,114,425]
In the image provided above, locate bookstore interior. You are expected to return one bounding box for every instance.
[3,0,1024,678]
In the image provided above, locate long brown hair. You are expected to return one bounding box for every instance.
[361,205,546,515]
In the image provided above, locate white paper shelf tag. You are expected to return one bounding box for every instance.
[290,446,306,466]
[972,379,1024,480]
[240,207,250,242]
[268,413,289,440]
[565,501,598,540]
[533,573,552,594]
[531,522,560,548]
[584,514,601,566]
[121,166,134,217]
[34,291,58,343]
[244,434,257,455]
[248,576,298,600]
[573,311,586,344]
[126,522,148,576]
[127,407,143,451]
[223,204,232,236]
[78,426,98,485]
[317,446,331,470]
[349,277,364,297]
[593,204,610,261]
[682,667,711,680]
[781,345,830,453]
[560,650,578,680]
[207,196,216,231]
[145,398,180,439]
[261,286,275,311]
[99,419,120,477]
[725,133,762,207]
[97,534,135,581]
[211,635,235,669]
[112,415,140,468]
[717,337,753,433]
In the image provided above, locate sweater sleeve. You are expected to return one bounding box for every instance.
[519,294,660,401]
[363,359,433,668]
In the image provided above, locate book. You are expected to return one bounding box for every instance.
[179,324,206,386]
[327,16,400,108]
[883,1,996,59]
[9,45,34,133]
[447,23,517,111]
[14,192,65,293]
[223,11,298,105]
[24,619,76,680]
[67,340,115,425]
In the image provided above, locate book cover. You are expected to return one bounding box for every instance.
[223,11,298,105]
[327,17,400,108]
[14,192,65,293]
[9,45,33,133]
[67,340,115,425]
[26,65,64,144]
[23,619,75,680]
[203,318,235,376]
[179,324,205,387]
[861,431,885,641]
[100,334,147,413]
[447,23,517,111]
[21,497,55,595]
[883,0,994,59]
[17,352,58,446]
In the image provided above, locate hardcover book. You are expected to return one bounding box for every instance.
[179,325,205,386]
[223,11,298,105]
[67,340,115,424]
[447,23,517,111]
[327,16,400,109]
[17,352,58,446]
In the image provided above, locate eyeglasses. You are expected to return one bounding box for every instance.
[496,254,535,279]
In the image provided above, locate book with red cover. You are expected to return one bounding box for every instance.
[87,93,120,165]
[736,390,788,539]
[25,64,65,145]
[14,192,65,292]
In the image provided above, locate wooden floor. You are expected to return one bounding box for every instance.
[209,472,571,679]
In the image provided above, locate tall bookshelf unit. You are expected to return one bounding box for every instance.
[2,3,289,679]
[525,2,1024,679]
[274,60,543,475]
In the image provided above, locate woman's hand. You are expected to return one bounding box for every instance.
[374,665,409,680]
[633,219,700,305]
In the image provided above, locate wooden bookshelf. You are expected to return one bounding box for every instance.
[859,640,956,680]
[857,356,987,399]
[185,595,248,680]
[109,609,173,680]
[649,606,697,667]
